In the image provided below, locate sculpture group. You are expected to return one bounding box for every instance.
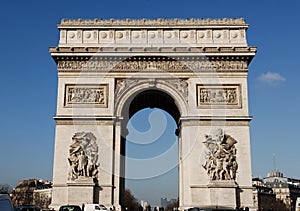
[203,129,238,181]
[68,132,99,180]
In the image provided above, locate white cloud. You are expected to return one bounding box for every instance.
[258,72,286,85]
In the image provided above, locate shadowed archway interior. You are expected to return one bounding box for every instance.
[128,89,181,123]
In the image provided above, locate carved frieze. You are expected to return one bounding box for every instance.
[197,85,241,108]
[68,132,99,181]
[202,129,238,181]
[65,84,108,107]
[57,60,247,72]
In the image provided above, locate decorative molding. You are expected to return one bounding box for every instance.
[55,120,115,125]
[202,129,238,181]
[57,59,248,72]
[60,18,246,26]
[115,78,188,103]
[64,84,108,107]
[68,132,99,181]
[197,84,241,108]
[181,120,250,127]
[50,46,257,54]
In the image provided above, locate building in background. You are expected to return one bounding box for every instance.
[252,171,300,211]
[10,179,52,209]
[263,171,300,211]
[252,178,277,210]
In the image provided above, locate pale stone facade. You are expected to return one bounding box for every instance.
[50,18,256,210]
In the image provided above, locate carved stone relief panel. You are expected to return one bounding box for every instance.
[83,30,98,44]
[213,30,229,44]
[197,84,241,108]
[230,29,245,44]
[66,30,82,44]
[148,30,163,44]
[64,84,108,107]
[68,132,99,181]
[202,129,238,181]
[99,30,115,44]
[164,30,179,43]
[115,30,130,44]
[180,30,196,44]
[131,30,147,43]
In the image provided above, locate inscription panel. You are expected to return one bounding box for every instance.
[197,84,241,108]
[64,84,108,107]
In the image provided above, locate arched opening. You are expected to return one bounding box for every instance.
[120,89,181,209]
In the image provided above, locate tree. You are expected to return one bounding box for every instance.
[10,185,34,206]
[0,184,12,194]
[124,189,141,211]
[10,179,52,207]
[33,190,52,210]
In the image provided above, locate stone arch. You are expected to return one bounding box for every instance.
[115,78,188,121]
[50,18,256,210]
[116,80,186,208]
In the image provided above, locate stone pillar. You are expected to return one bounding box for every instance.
[112,119,122,210]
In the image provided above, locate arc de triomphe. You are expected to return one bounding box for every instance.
[49,18,256,210]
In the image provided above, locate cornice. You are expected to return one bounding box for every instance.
[50,46,257,55]
[54,115,116,125]
[179,116,252,126]
[59,18,247,28]
[54,115,115,120]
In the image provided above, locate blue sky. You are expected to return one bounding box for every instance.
[0,0,300,206]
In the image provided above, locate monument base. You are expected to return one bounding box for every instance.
[67,177,96,205]
[208,180,238,209]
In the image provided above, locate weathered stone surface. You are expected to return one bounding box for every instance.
[50,18,256,210]
[202,129,238,181]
